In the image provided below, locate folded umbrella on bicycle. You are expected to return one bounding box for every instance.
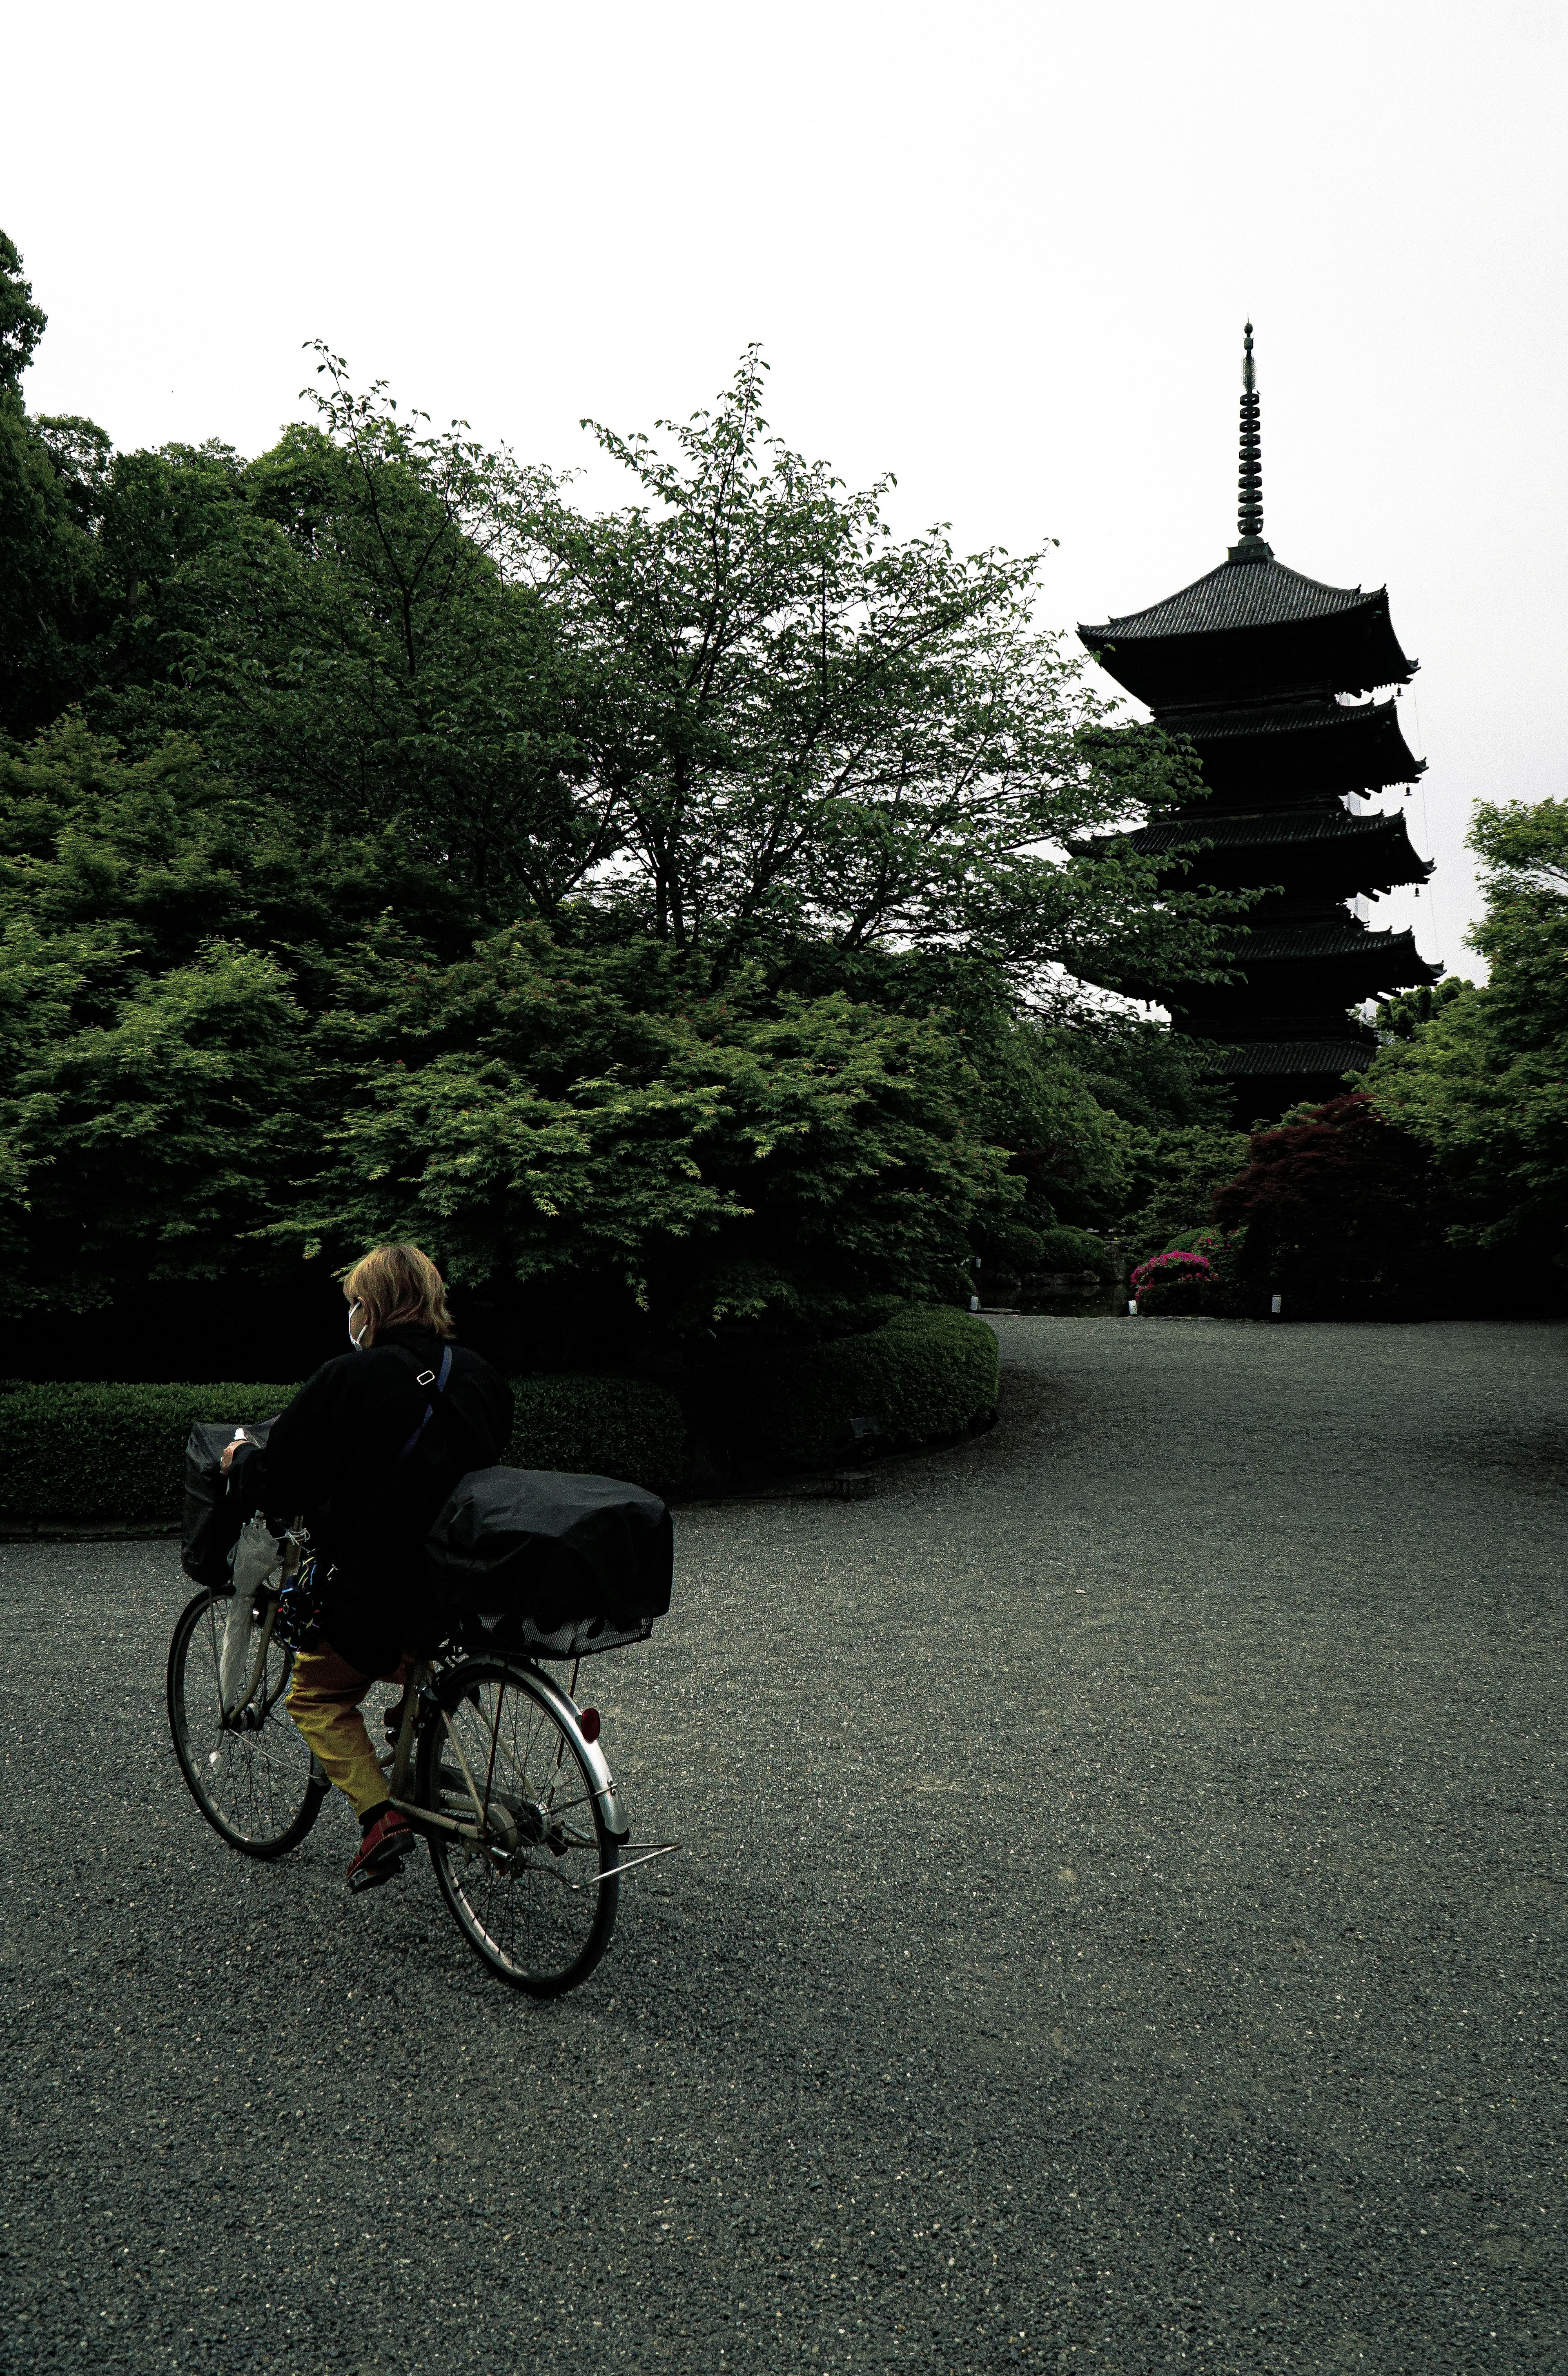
[424,1466,673,1661]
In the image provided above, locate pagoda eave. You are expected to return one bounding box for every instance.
[1110,931,1441,1009]
[1225,922,1436,965]
[1205,1038,1376,1079]
[1082,607,1417,707]
[1076,806,1434,898]
[1161,693,1425,798]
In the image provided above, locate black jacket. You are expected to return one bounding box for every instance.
[260,1325,513,1673]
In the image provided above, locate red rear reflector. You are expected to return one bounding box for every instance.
[579,1707,601,1742]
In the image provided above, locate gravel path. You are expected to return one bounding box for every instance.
[2,1317,1564,2374]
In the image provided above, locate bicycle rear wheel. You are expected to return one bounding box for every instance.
[416,1658,619,1997]
[167,1588,327,1857]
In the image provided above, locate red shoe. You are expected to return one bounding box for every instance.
[347,1805,416,1893]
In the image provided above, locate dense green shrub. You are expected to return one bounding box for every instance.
[506,1375,687,1497]
[0,1373,689,1524]
[711,1302,1000,1467]
[1114,1124,1252,1267]
[0,1381,296,1524]
[1032,1225,1118,1282]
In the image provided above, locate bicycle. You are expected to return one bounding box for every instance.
[166,1537,674,1997]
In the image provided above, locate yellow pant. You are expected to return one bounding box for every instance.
[287,1641,411,1819]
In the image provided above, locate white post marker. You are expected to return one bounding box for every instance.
[1128,1299,1138,1317]
[1271,1293,1283,1316]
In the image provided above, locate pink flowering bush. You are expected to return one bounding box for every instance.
[1129,1249,1214,1315]
[1130,1249,1213,1295]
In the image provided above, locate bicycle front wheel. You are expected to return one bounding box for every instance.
[416,1658,619,1997]
[167,1588,327,1858]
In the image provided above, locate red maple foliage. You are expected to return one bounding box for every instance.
[1211,1093,1441,1317]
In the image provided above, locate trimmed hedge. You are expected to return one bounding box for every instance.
[713,1301,1000,1467]
[0,1310,994,1522]
[0,1382,298,1526]
[0,1373,688,1526]
[506,1375,687,1498]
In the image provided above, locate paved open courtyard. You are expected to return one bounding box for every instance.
[1,1318,1563,2373]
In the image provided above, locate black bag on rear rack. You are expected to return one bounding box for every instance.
[181,1417,279,1589]
[424,1466,673,1661]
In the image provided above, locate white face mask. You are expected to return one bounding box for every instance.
[347,1299,370,1349]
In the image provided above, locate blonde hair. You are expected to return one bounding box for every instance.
[344,1244,455,1342]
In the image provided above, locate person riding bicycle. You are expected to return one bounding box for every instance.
[223,1243,512,1893]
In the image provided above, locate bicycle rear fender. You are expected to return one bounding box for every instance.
[522,1664,630,1844]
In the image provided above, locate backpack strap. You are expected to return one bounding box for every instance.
[380,1343,454,1464]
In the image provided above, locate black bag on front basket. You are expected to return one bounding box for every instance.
[181,1417,278,1588]
[425,1467,673,1660]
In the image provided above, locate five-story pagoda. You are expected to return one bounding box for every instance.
[1078,325,1439,1119]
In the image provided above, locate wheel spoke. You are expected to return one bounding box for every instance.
[420,1659,619,1996]
[168,1589,322,1858]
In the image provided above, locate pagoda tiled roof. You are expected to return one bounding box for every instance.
[1094,914,1440,1008]
[1159,691,1420,753]
[1208,1040,1375,1077]
[1074,808,1433,900]
[1127,807,1429,862]
[1232,921,1428,965]
[1083,551,1382,643]
[1078,544,1417,703]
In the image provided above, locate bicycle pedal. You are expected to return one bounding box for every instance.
[347,1836,414,1893]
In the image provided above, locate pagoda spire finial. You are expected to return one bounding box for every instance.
[1234,319,1267,551]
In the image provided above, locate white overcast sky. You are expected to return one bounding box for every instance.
[7,0,1565,981]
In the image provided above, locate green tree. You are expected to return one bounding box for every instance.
[533,350,1246,994]
[0,717,479,970]
[290,922,1015,1335]
[0,232,113,736]
[1113,1120,1252,1266]
[14,320,1250,1012]
[0,728,1019,1340]
[98,354,584,910]
[0,923,307,1315]
[0,722,459,1321]
[1373,975,1470,1041]
[0,230,46,390]
[1366,796,1568,1278]
[78,437,247,719]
